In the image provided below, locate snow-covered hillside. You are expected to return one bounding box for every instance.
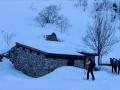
[0,0,120,90]
[0,0,119,60]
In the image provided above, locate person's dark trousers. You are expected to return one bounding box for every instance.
[87,69,95,80]
[118,66,120,74]
[113,65,115,73]
[112,65,114,73]
[114,65,117,73]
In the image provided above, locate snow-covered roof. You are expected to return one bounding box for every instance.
[18,41,84,56]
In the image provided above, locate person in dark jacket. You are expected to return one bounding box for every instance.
[110,58,114,73]
[114,59,118,73]
[0,54,4,62]
[118,59,120,74]
[86,57,95,80]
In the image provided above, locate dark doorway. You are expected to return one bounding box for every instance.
[67,59,75,66]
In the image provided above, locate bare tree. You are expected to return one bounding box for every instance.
[36,5,60,27]
[36,5,70,33]
[83,13,118,65]
[74,0,83,7]
[55,16,71,33]
[2,30,15,46]
[74,0,88,11]
[82,0,88,11]
[118,1,120,20]
[93,0,111,12]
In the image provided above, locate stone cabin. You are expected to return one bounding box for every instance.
[9,42,98,77]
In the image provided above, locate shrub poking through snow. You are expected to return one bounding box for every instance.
[36,5,70,32]
[2,30,15,46]
[55,16,70,33]
[93,0,112,11]
[37,5,60,27]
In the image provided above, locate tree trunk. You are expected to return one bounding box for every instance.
[98,49,101,65]
[98,54,100,65]
[98,52,102,65]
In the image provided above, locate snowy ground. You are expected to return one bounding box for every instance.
[0,0,119,60]
[0,0,89,55]
[0,58,120,90]
[0,0,120,90]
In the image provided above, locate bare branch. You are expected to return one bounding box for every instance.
[83,12,118,64]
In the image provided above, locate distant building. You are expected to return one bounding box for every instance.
[8,42,97,77]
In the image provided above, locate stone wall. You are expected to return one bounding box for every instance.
[44,58,68,71]
[74,60,84,68]
[9,47,68,77]
[10,47,45,77]
[8,45,85,77]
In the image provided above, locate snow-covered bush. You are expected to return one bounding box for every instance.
[112,3,118,12]
[74,0,88,11]
[36,5,60,27]
[119,6,120,20]
[37,5,70,32]
[2,30,15,46]
[55,16,70,33]
[93,0,111,11]
[74,0,82,7]
[82,0,88,11]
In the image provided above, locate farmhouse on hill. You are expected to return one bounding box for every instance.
[8,42,98,77]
